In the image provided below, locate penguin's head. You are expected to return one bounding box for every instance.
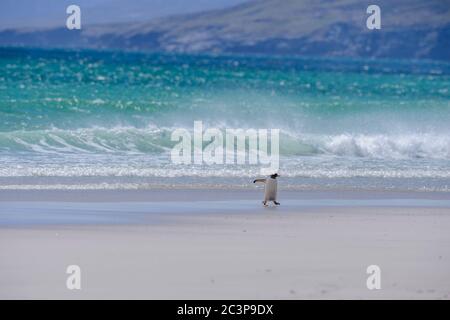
[270,173,279,179]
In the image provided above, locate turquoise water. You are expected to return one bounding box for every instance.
[0,47,449,191]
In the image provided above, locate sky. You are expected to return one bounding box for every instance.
[0,0,249,29]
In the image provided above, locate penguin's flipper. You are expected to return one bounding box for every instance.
[253,179,267,184]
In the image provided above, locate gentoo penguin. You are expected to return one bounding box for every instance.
[253,173,280,206]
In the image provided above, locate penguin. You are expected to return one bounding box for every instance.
[253,173,280,206]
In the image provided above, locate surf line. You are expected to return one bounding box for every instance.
[170,121,279,174]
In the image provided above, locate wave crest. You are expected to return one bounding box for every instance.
[1,127,450,160]
[316,133,450,159]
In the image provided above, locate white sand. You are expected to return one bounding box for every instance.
[1,190,449,299]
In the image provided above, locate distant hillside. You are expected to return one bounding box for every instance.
[1,0,449,60]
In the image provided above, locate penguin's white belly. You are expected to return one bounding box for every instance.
[264,178,277,201]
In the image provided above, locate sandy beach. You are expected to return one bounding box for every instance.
[1,189,449,299]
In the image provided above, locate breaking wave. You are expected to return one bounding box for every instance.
[1,127,449,160]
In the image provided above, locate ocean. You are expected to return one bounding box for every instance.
[0,47,449,191]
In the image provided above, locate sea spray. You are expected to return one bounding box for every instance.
[170,121,279,174]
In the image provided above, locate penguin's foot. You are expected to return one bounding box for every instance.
[274,201,280,205]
